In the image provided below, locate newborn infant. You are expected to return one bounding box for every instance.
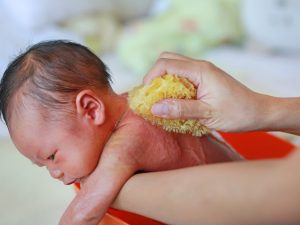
[58,88,242,224]
[0,40,242,225]
[66,105,241,225]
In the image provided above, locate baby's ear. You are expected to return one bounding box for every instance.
[75,90,105,125]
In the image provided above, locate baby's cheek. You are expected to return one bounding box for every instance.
[67,154,98,178]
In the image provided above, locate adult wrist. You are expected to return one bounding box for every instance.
[247,93,278,132]
[253,94,300,135]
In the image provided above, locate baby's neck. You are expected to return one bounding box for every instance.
[105,94,128,131]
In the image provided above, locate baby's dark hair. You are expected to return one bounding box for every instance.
[0,40,112,124]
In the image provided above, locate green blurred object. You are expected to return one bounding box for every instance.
[117,0,243,74]
[61,13,121,54]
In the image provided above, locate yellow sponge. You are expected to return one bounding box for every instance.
[128,74,210,136]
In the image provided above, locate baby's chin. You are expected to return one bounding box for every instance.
[79,177,88,186]
[62,176,88,186]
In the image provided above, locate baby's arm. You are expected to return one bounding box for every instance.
[58,130,140,225]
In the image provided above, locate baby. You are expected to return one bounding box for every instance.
[0,40,242,225]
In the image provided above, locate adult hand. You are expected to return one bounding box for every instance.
[144,52,271,133]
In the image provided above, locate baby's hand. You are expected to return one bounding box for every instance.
[58,134,140,225]
[59,162,136,225]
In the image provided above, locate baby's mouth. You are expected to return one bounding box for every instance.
[64,179,76,185]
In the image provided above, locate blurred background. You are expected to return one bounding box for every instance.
[0,0,299,224]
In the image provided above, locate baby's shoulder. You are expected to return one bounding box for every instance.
[117,109,167,136]
[117,110,150,129]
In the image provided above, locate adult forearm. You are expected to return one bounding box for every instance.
[255,95,300,135]
[112,151,300,225]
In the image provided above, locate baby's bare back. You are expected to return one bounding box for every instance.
[117,110,242,173]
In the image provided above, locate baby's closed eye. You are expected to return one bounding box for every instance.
[47,151,57,161]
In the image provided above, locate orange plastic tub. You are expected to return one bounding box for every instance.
[75,131,296,225]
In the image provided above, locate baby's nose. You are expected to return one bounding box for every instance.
[49,168,64,180]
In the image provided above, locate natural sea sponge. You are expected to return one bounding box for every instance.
[128,74,210,136]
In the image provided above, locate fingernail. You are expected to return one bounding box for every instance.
[151,103,169,116]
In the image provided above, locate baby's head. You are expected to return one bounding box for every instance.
[0,40,121,185]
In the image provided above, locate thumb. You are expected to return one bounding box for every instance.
[151,99,211,119]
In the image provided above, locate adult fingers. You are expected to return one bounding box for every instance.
[143,57,204,86]
[159,51,193,61]
[151,99,212,120]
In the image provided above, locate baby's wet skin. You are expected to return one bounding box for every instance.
[110,109,242,173]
